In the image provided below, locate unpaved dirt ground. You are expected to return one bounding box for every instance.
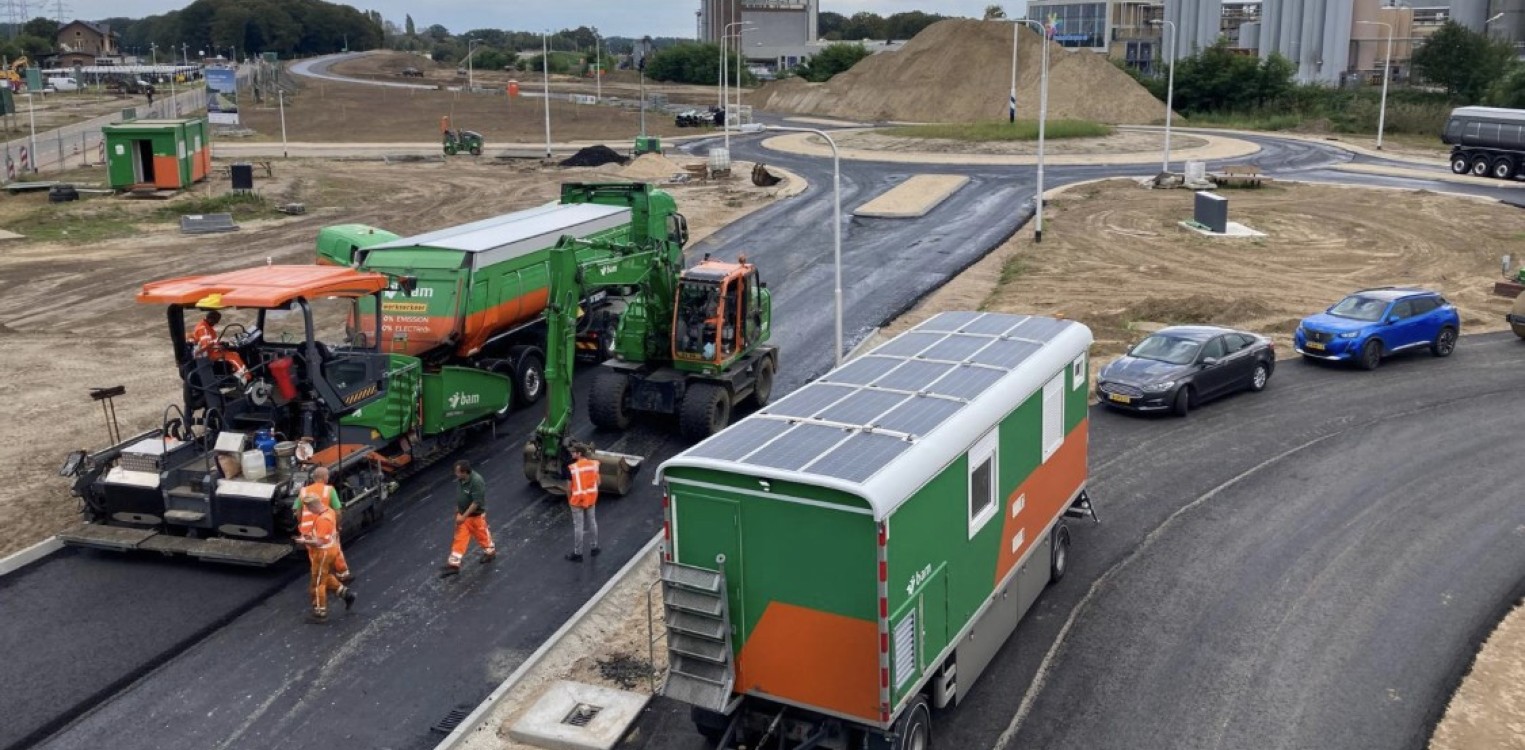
[880,179,1516,366]
[1430,600,1525,750]
[833,128,1207,157]
[0,91,156,136]
[0,157,796,558]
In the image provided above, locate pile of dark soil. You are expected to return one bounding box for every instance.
[560,145,628,168]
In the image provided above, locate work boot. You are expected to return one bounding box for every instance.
[306,609,328,624]
[591,546,601,557]
[479,551,497,565]
[336,571,354,584]
[341,587,357,611]
[439,565,460,578]
[565,552,584,563]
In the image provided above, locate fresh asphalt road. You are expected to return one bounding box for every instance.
[4,118,1522,750]
[624,333,1525,750]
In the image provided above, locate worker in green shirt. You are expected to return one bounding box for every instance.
[441,459,496,577]
[292,467,351,583]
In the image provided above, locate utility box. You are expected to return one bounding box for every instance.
[634,135,661,155]
[1194,191,1228,234]
[102,117,211,191]
[230,162,254,191]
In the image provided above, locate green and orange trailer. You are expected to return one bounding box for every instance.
[655,311,1097,749]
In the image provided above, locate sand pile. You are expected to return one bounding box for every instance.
[619,153,685,181]
[749,19,1166,124]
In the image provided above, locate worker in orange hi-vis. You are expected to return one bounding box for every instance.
[189,307,250,384]
[564,444,601,563]
[293,467,352,583]
[440,459,495,578]
[295,492,355,624]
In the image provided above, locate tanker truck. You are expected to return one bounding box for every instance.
[1442,106,1525,179]
[315,183,690,410]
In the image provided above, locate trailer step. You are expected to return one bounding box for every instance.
[669,632,729,663]
[57,523,157,551]
[664,584,725,617]
[661,561,722,593]
[666,609,727,640]
[663,672,732,713]
[190,537,296,566]
[671,653,729,684]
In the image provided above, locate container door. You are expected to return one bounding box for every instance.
[920,567,947,674]
[675,492,745,641]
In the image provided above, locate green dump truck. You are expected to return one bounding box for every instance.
[655,311,1097,749]
[315,183,689,408]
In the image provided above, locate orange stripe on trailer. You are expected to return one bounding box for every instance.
[456,287,549,356]
[994,419,1088,587]
[736,602,881,723]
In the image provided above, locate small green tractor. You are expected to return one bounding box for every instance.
[441,115,484,156]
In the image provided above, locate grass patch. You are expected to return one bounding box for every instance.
[1177,112,1303,131]
[9,204,140,243]
[151,192,273,223]
[881,120,1113,142]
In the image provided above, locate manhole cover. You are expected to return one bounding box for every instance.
[563,703,603,728]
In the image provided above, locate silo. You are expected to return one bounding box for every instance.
[1319,0,1354,85]
[1299,0,1326,82]
[1239,20,1261,50]
[1196,0,1223,55]
[1279,0,1306,69]
[1499,0,1525,45]
[1259,0,1282,59]
[1451,0,1490,32]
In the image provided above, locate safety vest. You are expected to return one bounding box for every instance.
[568,458,600,508]
[191,319,218,356]
[300,507,338,549]
[301,481,331,507]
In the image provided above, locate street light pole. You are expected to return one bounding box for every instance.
[719,21,751,154]
[543,31,552,158]
[594,30,601,103]
[1358,20,1393,151]
[1009,20,1018,123]
[1017,19,1051,243]
[736,123,842,365]
[466,39,478,92]
[1153,19,1177,174]
[279,88,288,158]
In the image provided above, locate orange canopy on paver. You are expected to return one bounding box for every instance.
[136,265,391,308]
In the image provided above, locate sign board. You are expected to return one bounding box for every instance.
[205,67,239,125]
[24,68,41,92]
[0,88,12,116]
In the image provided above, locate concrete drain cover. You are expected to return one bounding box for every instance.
[510,681,650,750]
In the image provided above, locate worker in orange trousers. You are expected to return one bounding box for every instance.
[296,492,355,623]
[294,467,352,583]
[564,444,601,563]
[441,459,495,577]
[190,309,250,384]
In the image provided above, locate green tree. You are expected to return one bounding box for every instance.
[13,34,53,58]
[818,11,847,40]
[645,42,752,86]
[884,11,947,39]
[1489,64,1525,108]
[405,14,415,37]
[983,5,1007,20]
[1411,20,1514,102]
[22,16,58,40]
[795,42,869,82]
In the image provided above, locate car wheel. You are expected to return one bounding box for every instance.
[1171,387,1191,417]
[1451,154,1471,175]
[1431,327,1457,357]
[1249,361,1270,392]
[1471,156,1492,176]
[1359,340,1382,370]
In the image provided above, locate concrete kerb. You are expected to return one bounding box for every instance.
[1329,161,1525,190]
[1125,124,1445,168]
[434,532,664,750]
[0,537,63,577]
[760,129,1260,166]
[855,174,970,218]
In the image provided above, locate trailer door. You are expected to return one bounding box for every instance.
[675,491,746,641]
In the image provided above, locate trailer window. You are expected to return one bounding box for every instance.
[967,429,998,539]
[1071,353,1086,391]
[1042,373,1064,462]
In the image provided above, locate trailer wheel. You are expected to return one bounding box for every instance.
[1050,523,1071,583]
[893,697,932,750]
[749,356,775,407]
[507,346,546,407]
[1493,158,1517,180]
[1471,156,1492,176]
[1451,154,1471,175]
[679,383,732,440]
[589,371,632,430]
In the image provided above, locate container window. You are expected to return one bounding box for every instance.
[1042,373,1064,462]
[1071,353,1086,391]
[893,609,917,689]
[967,429,998,539]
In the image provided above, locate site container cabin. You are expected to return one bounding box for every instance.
[656,311,1095,749]
[102,117,209,190]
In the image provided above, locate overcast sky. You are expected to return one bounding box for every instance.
[67,1,1029,38]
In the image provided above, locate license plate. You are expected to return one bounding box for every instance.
[1307,341,1325,351]
[1108,393,1132,404]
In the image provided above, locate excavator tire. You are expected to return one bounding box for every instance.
[679,382,732,440]
[589,371,632,431]
[749,356,775,407]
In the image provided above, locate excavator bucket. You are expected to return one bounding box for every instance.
[522,439,643,497]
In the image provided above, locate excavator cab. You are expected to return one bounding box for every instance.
[672,256,767,371]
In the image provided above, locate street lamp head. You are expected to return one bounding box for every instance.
[1487,12,1505,24]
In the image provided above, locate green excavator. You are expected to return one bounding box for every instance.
[523,200,778,495]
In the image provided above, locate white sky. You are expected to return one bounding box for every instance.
[62,1,1030,39]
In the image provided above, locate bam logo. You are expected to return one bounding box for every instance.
[384,286,435,299]
[595,263,621,277]
[447,391,481,409]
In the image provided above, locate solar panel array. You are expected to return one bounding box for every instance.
[684,312,1076,486]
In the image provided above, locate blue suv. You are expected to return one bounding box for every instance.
[1295,288,1460,370]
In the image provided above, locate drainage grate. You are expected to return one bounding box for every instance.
[562,703,604,728]
[430,705,473,734]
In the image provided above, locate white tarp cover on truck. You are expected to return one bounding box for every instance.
[364,202,632,266]
[659,311,1093,520]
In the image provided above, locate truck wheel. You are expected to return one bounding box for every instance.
[470,145,482,157]
[750,356,775,407]
[1494,158,1517,180]
[1471,156,1491,176]
[1451,154,1470,174]
[679,383,732,440]
[893,697,931,750]
[589,371,632,430]
[508,346,545,407]
[1050,524,1071,583]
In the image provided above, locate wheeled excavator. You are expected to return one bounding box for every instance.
[523,229,778,496]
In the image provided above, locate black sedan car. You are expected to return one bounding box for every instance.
[1096,326,1275,416]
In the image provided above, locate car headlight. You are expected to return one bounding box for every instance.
[1142,381,1176,392]
[1338,331,1361,339]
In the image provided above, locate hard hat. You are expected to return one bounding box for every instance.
[195,293,226,310]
